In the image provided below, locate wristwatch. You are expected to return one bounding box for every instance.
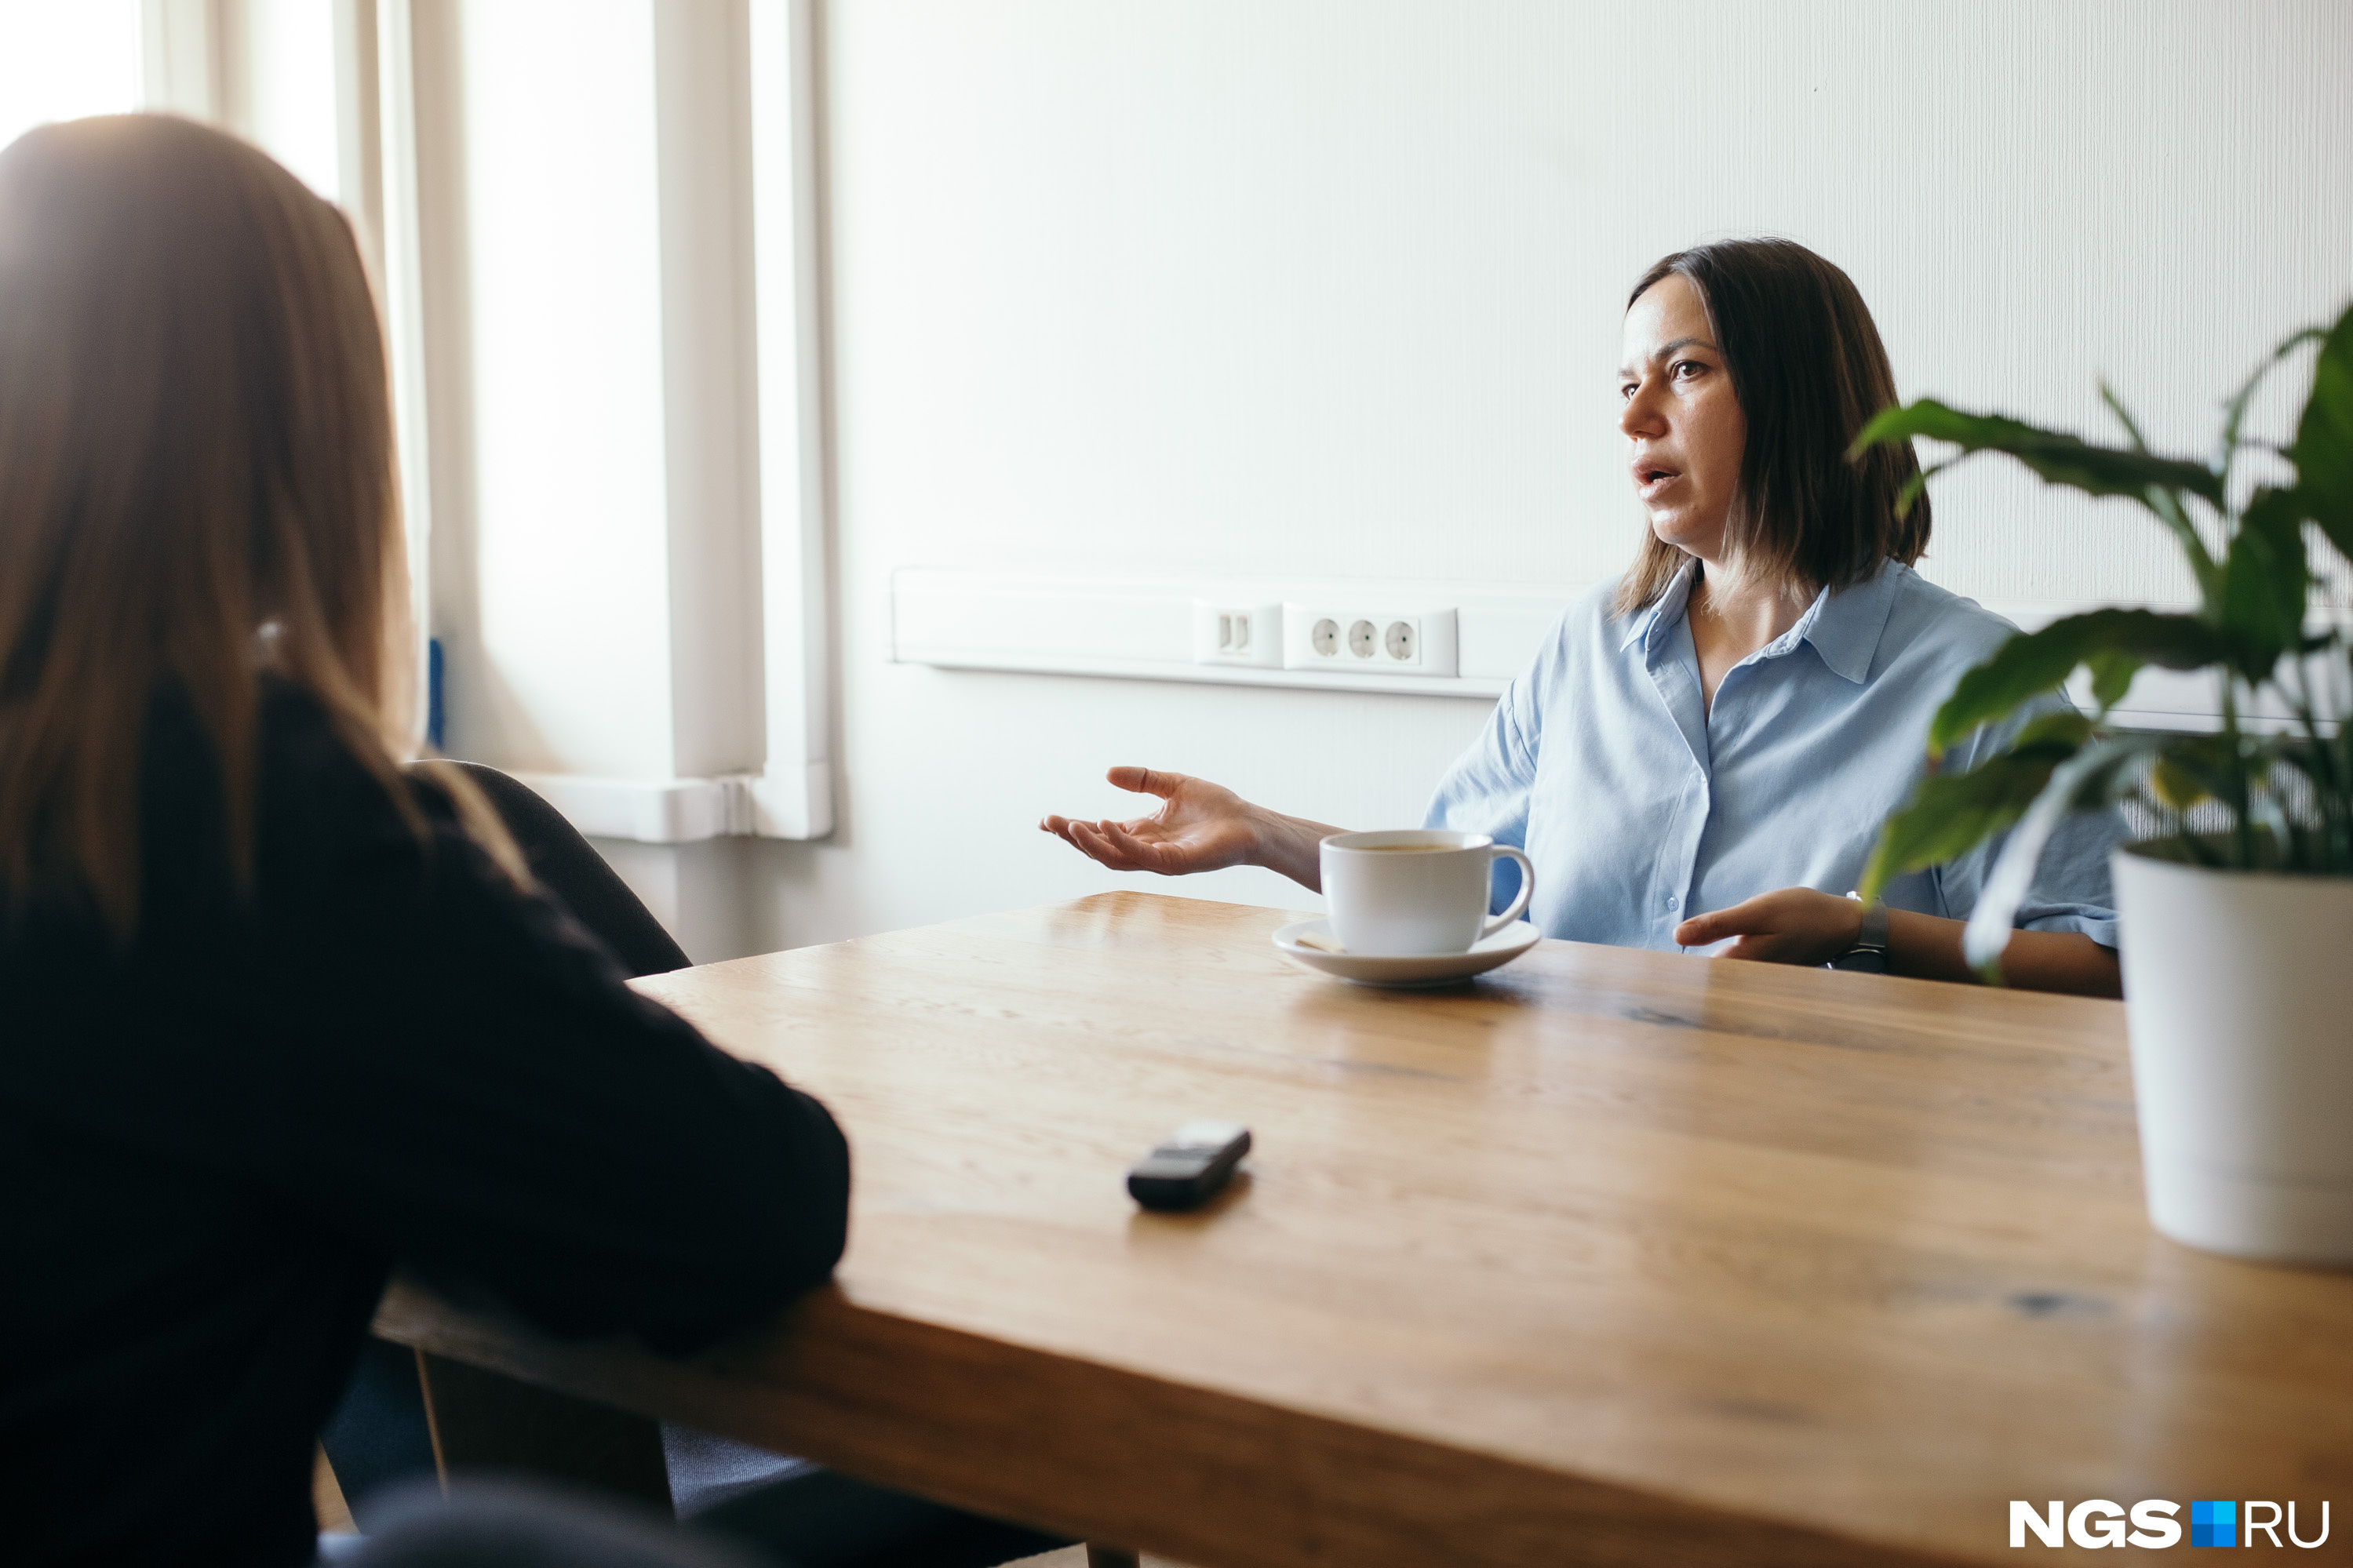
[1830,897,1890,973]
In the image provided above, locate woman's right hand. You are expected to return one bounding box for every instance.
[1040,767,1337,890]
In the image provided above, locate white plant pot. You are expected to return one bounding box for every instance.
[2113,845,2353,1265]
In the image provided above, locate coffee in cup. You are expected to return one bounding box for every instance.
[1319,830,1535,956]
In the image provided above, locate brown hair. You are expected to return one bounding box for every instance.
[1612,238,1929,618]
[0,115,515,934]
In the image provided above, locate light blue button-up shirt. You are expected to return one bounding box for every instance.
[1426,558,2122,952]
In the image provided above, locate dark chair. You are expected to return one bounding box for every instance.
[320,765,1065,1568]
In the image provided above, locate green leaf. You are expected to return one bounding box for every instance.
[2149,755,2209,810]
[2085,649,2143,709]
[2136,483,2221,609]
[1958,736,2171,977]
[1860,749,2066,901]
[2147,733,2241,806]
[2217,486,2311,675]
[2219,324,2328,478]
[1851,399,2227,507]
[1927,610,2224,750]
[1894,457,1955,521]
[2011,708,2098,755]
[2100,380,2151,453]
[2290,300,2353,561]
[1852,398,2225,598]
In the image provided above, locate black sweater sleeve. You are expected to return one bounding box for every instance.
[77,687,850,1352]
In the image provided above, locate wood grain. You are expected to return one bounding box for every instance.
[377,892,2353,1566]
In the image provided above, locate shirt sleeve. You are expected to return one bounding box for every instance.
[1424,647,1546,912]
[1926,695,2126,951]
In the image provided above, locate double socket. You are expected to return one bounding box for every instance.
[1191,602,1285,667]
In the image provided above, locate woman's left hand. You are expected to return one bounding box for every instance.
[1672,887,1863,966]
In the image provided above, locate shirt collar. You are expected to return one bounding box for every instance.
[1798,559,1904,683]
[1618,559,1699,654]
[1615,557,1904,685]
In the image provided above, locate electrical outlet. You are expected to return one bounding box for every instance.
[1282,605,1458,677]
[1192,601,1284,667]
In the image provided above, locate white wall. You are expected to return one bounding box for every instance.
[663,1,2353,959]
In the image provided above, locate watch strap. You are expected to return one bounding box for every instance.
[1830,897,1891,972]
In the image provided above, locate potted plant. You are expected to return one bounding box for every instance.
[1854,301,2353,1266]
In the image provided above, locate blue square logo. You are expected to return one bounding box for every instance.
[2191,1500,2237,1548]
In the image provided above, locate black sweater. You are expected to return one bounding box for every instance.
[1,685,851,1566]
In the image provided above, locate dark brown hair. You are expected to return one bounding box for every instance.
[0,115,517,933]
[1612,238,1929,617]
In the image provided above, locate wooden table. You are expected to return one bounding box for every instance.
[375,892,2353,1566]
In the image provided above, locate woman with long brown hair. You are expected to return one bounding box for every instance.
[0,115,853,1564]
[1044,238,2126,995]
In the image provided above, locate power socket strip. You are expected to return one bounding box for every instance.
[1281,604,1458,677]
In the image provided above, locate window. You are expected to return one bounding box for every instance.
[0,0,832,849]
[0,0,143,153]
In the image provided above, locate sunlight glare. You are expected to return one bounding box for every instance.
[0,0,144,156]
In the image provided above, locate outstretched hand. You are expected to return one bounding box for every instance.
[1040,766,1265,879]
[1671,886,1863,966]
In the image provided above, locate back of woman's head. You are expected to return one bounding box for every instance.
[1615,236,1929,616]
[0,114,415,933]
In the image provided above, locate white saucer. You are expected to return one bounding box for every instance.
[1271,918,1543,988]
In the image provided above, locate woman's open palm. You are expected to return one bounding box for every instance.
[1040,767,1261,876]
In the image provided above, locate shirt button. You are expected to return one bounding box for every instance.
[1666,896,1680,910]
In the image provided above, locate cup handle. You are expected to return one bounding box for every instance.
[1480,846,1535,940]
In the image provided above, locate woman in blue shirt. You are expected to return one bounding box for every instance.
[1043,238,2123,997]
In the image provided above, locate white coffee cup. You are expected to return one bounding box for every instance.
[1319,830,1535,957]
